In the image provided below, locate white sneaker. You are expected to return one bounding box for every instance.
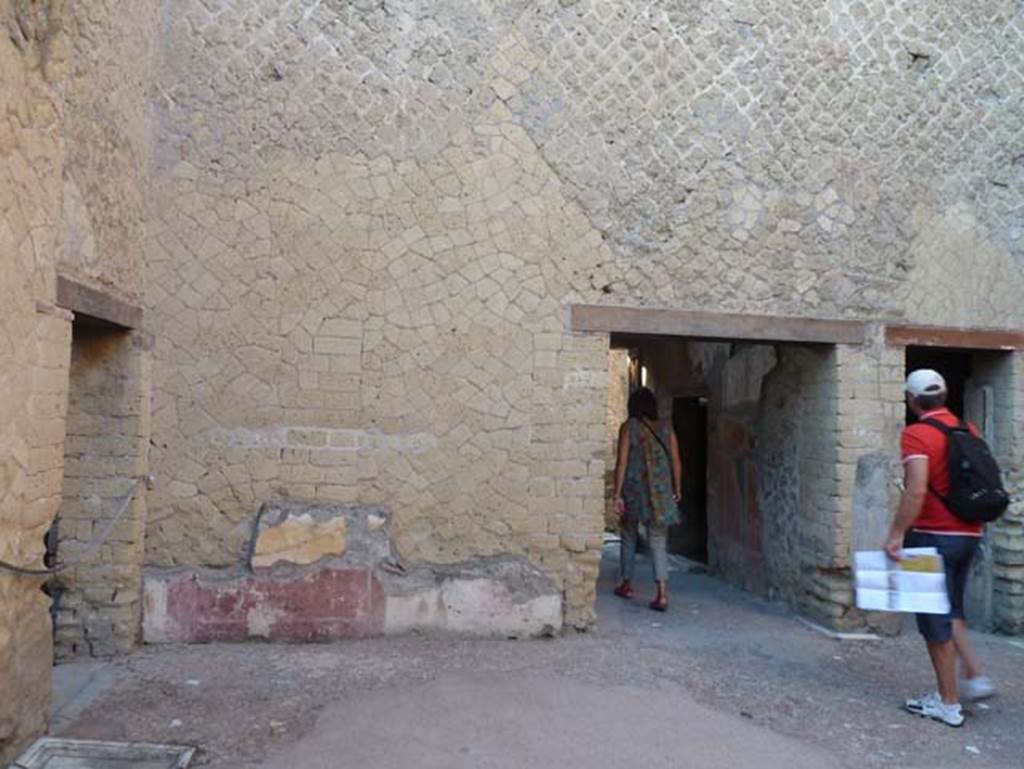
[961,676,996,702]
[905,692,965,727]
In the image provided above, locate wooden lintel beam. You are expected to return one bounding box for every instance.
[568,304,867,346]
[885,325,1024,351]
[56,275,142,329]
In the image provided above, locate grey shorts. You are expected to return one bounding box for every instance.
[903,530,980,643]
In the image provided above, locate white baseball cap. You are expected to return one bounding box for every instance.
[905,369,947,398]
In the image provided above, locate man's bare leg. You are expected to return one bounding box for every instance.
[952,619,983,680]
[925,639,959,704]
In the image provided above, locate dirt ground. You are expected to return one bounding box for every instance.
[50,549,1024,768]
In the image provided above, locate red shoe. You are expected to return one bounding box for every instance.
[649,596,668,612]
[613,583,634,599]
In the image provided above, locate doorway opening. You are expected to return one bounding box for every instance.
[670,396,708,563]
[902,344,1014,631]
[905,347,972,424]
[47,313,147,661]
[602,332,843,611]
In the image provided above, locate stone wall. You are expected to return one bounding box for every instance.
[142,501,563,642]
[822,338,903,628]
[508,1,1024,321]
[144,1,617,625]
[143,0,1024,628]
[1,1,75,757]
[0,2,1021,759]
[701,341,847,609]
[604,348,631,529]
[143,137,610,623]
[56,0,159,299]
[49,0,159,660]
[984,352,1024,633]
[757,347,810,603]
[0,0,159,759]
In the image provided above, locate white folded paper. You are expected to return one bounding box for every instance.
[854,548,950,615]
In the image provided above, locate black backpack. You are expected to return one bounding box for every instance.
[921,418,1010,524]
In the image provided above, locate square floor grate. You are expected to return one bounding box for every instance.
[11,738,195,769]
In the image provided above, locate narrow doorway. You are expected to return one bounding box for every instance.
[47,318,147,660]
[905,347,971,424]
[669,396,708,563]
[902,344,1012,631]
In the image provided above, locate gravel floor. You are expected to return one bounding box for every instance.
[52,550,1024,768]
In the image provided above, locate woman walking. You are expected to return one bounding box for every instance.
[612,387,682,611]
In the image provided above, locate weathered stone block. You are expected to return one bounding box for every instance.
[248,501,392,570]
[380,556,562,638]
[252,514,347,568]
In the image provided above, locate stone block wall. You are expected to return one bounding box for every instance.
[528,332,608,626]
[0,2,1021,760]
[0,305,72,759]
[1,2,74,757]
[985,352,1024,633]
[143,122,612,625]
[56,0,160,296]
[757,346,817,604]
[604,348,630,529]
[51,326,151,659]
[142,0,1024,629]
[509,1,1024,322]
[687,335,903,628]
[802,338,903,627]
[0,0,159,759]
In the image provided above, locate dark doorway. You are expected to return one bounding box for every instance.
[905,347,971,424]
[669,397,708,562]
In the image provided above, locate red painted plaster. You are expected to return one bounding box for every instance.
[158,568,386,642]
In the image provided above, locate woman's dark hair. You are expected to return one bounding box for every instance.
[627,387,658,420]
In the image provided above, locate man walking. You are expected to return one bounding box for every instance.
[884,369,996,727]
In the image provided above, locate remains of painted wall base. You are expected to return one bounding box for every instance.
[143,502,561,642]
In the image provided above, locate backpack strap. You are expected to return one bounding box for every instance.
[919,417,972,434]
[637,418,671,461]
[917,417,967,509]
[919,417,950,435]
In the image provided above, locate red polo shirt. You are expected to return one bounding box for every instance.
[901,408,983,536]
